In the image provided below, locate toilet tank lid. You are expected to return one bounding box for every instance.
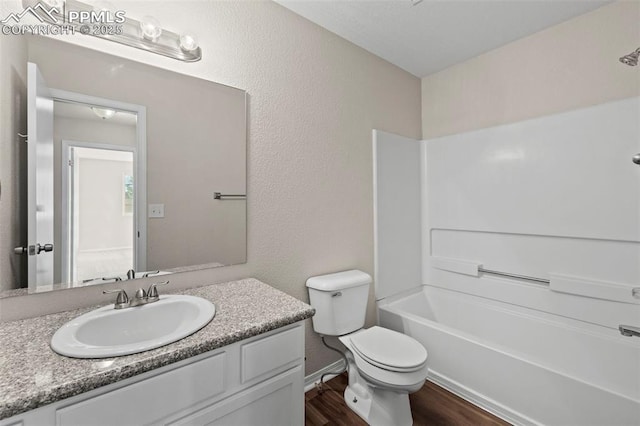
[306,270,372,291]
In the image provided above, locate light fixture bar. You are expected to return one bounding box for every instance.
[27,0,202,62]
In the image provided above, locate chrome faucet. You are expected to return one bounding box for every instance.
[102,281,170,309]
[102,288,130,309]
[129,287,149,307]
[147,281,168,302]
[125,269,161,280]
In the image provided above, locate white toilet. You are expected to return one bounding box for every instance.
[306,270,428,426]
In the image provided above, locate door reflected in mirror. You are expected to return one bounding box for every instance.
[64,142,138,281]
[1,35,247,295]
[66,146,134,283]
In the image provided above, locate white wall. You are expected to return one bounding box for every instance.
[424,97,640,329]
[422,1,640,138]
[0,1,422,375]
[77,157,134,252]
[373,130,422,300]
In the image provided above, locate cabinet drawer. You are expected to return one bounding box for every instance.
[56,352,226,426]
[241,326,303,383]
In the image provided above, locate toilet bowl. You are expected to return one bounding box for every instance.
[339,326,428,425]
[306,270,429,426]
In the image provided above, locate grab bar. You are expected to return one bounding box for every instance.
[478,267,550,285]
[432,256,638,303]
[213,192,246,200]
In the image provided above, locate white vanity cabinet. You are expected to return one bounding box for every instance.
[1,323,305,426]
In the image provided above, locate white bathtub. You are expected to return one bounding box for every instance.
[378,285,640,426]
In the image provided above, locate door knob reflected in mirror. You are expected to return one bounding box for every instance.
[13,244,53,255]
[37,243,53,254]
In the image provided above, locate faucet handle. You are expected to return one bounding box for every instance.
[103,289,129,309]
[147,280,170,302]
[143,270,160,278]
[134,288,147,300]
[102,276,123,282]
[126,288,149,308]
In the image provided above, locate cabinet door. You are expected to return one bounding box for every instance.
[170,366,303,426]
[57,353,226,426]
[241,325,304,383]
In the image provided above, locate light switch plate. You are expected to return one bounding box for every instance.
[148,204,165,218]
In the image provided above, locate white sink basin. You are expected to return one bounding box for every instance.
[51,295,215,359]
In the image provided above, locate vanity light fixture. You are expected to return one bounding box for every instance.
[23,0,202,62]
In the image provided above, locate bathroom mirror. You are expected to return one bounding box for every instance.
[0,35,247,295]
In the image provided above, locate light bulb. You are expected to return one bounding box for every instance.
[139,16,162,41]
[91,107,117,120]
[179,34,198,52]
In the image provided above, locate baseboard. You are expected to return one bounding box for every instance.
[428,370,539,426]
[304,359,346,393]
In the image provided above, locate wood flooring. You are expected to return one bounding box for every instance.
[305,373,510,426]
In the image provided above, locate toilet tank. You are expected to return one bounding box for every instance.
[306,270,372,336]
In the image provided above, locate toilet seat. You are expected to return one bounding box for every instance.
[349,326,427,372]
[339,327,428,390]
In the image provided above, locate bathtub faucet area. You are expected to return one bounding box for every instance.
[619,325,640,338]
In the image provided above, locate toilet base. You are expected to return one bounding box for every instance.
[344,385,413,426]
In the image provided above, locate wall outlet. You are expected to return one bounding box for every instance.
[148,203,165,218]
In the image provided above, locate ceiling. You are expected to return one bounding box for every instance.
[275,0,611,77]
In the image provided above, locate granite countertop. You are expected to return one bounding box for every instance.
[0,278,314,420]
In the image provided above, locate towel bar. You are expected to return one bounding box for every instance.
[478,267,550,284]
[213,192,246,200]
